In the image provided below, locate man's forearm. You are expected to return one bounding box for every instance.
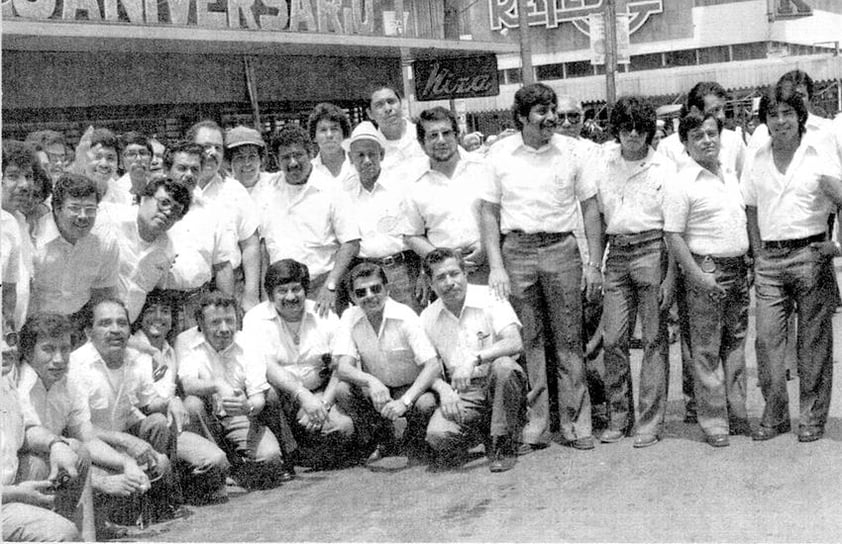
[240,233,261,301]
[480,201,504,270]
[665,232,702,283]
[336,356,377,389]
[581,197,604,265]
[327,240,360,286]
[405,235,435,258]
[745,206,762,257]
[213,262,235,295]
[401,358,441,405]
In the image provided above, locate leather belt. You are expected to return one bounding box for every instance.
[608,229,664,248]
[506,231,572,241]
[762,233,825,250]
[692,254,746,271]
[364,250,414,268]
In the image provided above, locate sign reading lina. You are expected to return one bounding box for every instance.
[414,55,499,101]
[489,0,663,36]
[2,0,396,34]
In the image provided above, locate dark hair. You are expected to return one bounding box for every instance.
[120,131,153,156]
[609,95,657,146]
[89,128,119,153]
[142,176,192,217]
[686,81,728,113]
[758,84,808,136]
[778,69,814,101]
[348,262,388,292]
[52,172,102,209]
[131,289,177,342]
[369,84,403,105]
[2,140,38,175]
[422,247,465,278]
[223,143,265,164]
[18,313,73,362]
[270,125,312,156]
[264,259,311,296]
[163,140,204,171]
[194,291,239,328]
[512,83,557,131]
[86,297,131,329]
[186,120,223,144]
[308,103,352,141]
[678,111,723,144]
[415,107,459,147]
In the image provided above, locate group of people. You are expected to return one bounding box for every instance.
[2,69,842,541]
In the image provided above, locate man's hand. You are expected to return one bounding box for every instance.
[414,274,430,307]
[584,265,603,303]
[314,285,336,317]
[221,390,250,416]
[298,390,328,432]
[125,436,157,470]
[439,388,464,424]
[94,473,147,497]
[450,363,474,393]
[367,378,391,412]
[691,271,726,300]
[241,292,259,313]
[462,243,485,271]
[48,441,80,482]
[122,459,151,492]
[810,240,840,258]
[9,481,55,508]
[167,397,189,434]
[381,399,408,421]
[488,267,511,300]
[659,273,675,313]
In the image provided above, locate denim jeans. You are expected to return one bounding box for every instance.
[685,256,749,436]
[602,238,669,437]
[754,245,835,431]
[502,232,590,444]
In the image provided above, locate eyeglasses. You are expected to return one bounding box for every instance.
[154,195,184,216]
[64,204,98,217]
[46,152,68,165]
[353,284,384,298]
[124,149,151,159]
[273,285,305,297]
[558,112,581,123]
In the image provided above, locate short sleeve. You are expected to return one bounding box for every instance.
[93,233,121,289]
[740,152,758,207]
[489,298,521,336]
[331,191,362,244]
[478,154,503,205]
[241,342,270,397]
[332,311,360,360]
[401,311,438,365]
[662,177,690,233]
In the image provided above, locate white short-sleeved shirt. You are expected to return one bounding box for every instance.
[420,284,520,376]
[176,328,269,398]
[747,113,832,152]
[658,128,747,177]
[31,214,120,316]
[1,209,21,285]
[101,176,133,207]
[405,152,488,251]
[312,154,357,192]
[355,120,427,175]
[1,375,27,485]
[69,342,157,432]
[664,162,748,257]
[344,170,410,259]
[204,174,260,244]
[587,144,671,235]
[481,133,596,234]
[12,211,34,327]
[333,298,437,388]
[16,362,91,436]
[741,138,841,241]
[258,169,361,278]
[131,330,178,400]
[243,300,338,392]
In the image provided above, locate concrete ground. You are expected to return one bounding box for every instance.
[130,302,842,542]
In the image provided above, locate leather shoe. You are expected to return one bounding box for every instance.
[797,427,824,443]
[632,434,659,448]
[600,429,625,444]
[706,434,730,448]
[278,462,296,482]
[570,436,595,450]
[365,445,384,466]
[489,437,517,473]
[96,520,129,541]
[516,442,548,456]
[751,421,791,441]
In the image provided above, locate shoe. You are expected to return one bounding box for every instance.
[365,445,384,466]
[706,434,730,448]
[278,462,296,482]
[600,429,625,444]
[570,436,595,450]
[729,419,752,436]
[683,412,698,424]
[797,427,824,443]
[516,442,548,456]
[632,434,659,448]
[488,437,517,473]
[751,421,791,441]
[96,520,129,541]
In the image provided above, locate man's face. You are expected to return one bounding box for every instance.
[88,302,130,364]
[1,338,17,377]
[200,304,237,352]
[768,102,800,144]
[421,119,459,163]
[194,127,224,180]
[230,145,262,187]
[149,141,165,173]
[2,164,33,213]
[618,126,648,158]
[519,102,558,146]
[139,302,173,345]
[138,186,185,236]
[701,94,727,124]
[684,118,721,168]
[55,195,98,244]
[44,143,68,182]
[270,281,306,323]
[429,257,467,309]
[28,332,73,390]
[555,98,583,138]
[368,89,402,131]
[85,143,119,193]
[168,152,202,190]
[349,140,383,185]
[351,274,388,316]
[314,119,344,155]
[277,143,313,186]
[122,143,151,179]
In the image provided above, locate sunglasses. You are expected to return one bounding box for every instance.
[353,284,384,298]
[558,112,581,123]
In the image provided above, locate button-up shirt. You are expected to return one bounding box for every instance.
[176,328,268,398]
[664,162,748,257]
[420,284,520,376]
[312,154,357,192]
[204,174,260,244]
[31,214,120,316]
[131,330,178,400]
[243,300,338,392]
[658,128,747,177]
[258,168,361,277]
[16,362,90,436]
[68,342,157,432]
[748,113,832,152]
[12,211,34,327]
[405,153,488,251]
[1,374,29,485]
[587,144,671,235]
[333,298,437,388]
[355,120,427,175]
[1,209,21,286]
[344,171,410,259]
[481,133,595,234]
[741,138,841,241]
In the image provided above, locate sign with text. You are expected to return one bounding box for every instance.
[413,55,499,102]
[489,0,662,37]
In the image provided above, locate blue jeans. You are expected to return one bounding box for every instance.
[754,245,835,431]
[685,256,749,436]
[602,239,669,437]
[503,231,590,444]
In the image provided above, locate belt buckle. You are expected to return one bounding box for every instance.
[379,255,396,267]
[700,256,716,273]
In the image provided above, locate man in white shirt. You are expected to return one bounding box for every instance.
[309,103,357,189]
[223,127,282,209]
[82,128,128,206]
[113,131,153,205]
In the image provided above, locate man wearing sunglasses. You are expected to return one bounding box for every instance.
[334,262,440,466]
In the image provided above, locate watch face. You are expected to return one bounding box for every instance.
[327,282,336,291]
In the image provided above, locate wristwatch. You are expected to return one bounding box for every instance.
[326,281,336,292]
[474,353,483,366]
[401,396,413,409]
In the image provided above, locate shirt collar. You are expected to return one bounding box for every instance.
[188,327,243,356]
[350,297,402,326]
[435,284,484,320]
[35,213,64,248]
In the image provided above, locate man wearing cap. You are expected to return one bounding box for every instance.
[344,122,419,312]
[225,126,282,210]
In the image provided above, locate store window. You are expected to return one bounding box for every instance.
[629,52,662,72]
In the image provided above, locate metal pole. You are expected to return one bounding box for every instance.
[243,56,261,130]
[604,0,618,108]
[516,0,534,85]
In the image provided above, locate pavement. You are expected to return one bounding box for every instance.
[126,292,842,542]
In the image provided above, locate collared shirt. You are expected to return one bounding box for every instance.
[131,330,178,400]
[258,168,361,277]
[16,362,90,436]
[587,144,671,235]
[658,128,747,177]
[481,133,596,234]
[1,374,27,485]
[176,328,269,398]
[31,214,120,315]
[204,174,260,243]
[68,342,157,432]
[747,113,832,152]
[356,120,427,175]
[344,170,410,259]
[161,195,238,291]
[97,204,174,321]
[420,284,520,375]
[664,161,748,257]
[244,171,283,205]
[312,153,357,192]
[405,152,488,250]
[572,138,600,265]
[12,211,34,327]
[741,138,841,241]
[333,298,437,388]
[242,300,338,392]
[101,177,133,207]
[1,209,21,285]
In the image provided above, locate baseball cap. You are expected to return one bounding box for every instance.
[342,122,386,152]
[225,126,265,150]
